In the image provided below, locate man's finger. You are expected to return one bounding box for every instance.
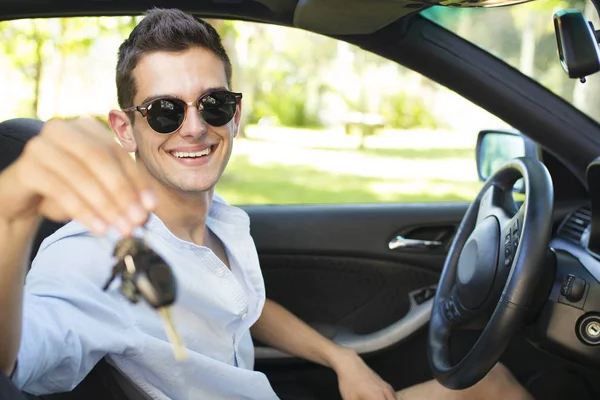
[22,163,108,235]
[384,387,398,400]
[41,120,149,228]
[69,117,149,194]
[24,136,128,230]
[72,119,155,216]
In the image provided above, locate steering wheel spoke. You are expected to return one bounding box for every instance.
[476,185,517,228]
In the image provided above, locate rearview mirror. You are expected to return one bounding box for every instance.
[476,130,539,192]
[554,9,600,81]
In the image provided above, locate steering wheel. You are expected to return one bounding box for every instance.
[427,157,553,389]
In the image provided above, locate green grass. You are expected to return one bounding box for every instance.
[301,146,475,160]
[217,154,483,205]
[215,127,487,205]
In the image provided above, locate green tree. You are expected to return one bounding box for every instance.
[236,23,338,128]
[0,19,53,118]
[206,19,246,135]
[0,16,138,119]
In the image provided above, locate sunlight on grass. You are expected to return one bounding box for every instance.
[217,131,484,205]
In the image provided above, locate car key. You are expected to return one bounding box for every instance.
[103,236,187,360]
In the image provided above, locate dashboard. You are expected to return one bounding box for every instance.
[529,205,600,367]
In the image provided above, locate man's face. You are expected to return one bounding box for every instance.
[127,47,240,195]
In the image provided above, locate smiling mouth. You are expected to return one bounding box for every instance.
[170,146,214,159]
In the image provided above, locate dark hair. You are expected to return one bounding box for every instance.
[116,8,232,112]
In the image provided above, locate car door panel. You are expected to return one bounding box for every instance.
[246,203,467,269]
[245,203,465,398]
[246,203,466,352]
[259,254,437,336]
[246,204,462,349]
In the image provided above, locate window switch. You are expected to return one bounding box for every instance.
[423,287,436,301]
[414,287,436,305]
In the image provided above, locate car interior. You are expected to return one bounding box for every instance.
[4,0,600,399]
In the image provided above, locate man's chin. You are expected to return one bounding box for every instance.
[157,167,224,196]
[169,179,219,195]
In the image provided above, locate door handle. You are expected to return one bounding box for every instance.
[388,236,442,250]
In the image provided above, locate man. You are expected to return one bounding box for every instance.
[0,8,533,400]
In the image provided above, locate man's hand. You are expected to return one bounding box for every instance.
[0,117,155,235]
[332,348,397,400]
[250,300,398,400]
[0,117,155,374]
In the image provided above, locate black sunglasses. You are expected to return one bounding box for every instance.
[123,90,242,134]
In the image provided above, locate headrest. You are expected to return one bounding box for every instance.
[0,118,44,171]
[0,118,65,264]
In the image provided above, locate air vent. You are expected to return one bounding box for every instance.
[558,207,592,244]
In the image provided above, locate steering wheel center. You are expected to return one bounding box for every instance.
[456,216,500,310]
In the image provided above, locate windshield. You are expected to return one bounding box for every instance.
[422,0,600,124]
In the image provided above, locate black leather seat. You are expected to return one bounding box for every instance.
[0,118,148,400]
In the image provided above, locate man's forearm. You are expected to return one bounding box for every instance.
[250,299,351,370]
[0,216,39,375]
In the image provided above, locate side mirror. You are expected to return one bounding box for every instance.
[476,129,540,192]
[554,9,600,81]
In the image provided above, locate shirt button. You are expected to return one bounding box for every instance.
[241,312,248,319]
[216,268,226,277]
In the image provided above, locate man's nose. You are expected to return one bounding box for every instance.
[178,104,207,138]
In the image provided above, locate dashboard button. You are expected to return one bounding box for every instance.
[504,228,512,245]
[512,218,519,234]
[504,241,513,266]
[560,274,586,302]
[443,297,461,324]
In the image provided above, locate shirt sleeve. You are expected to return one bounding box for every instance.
[11,232,142,395]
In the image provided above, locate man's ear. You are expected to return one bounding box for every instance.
[233,99,243,138]
[108,109,137,152]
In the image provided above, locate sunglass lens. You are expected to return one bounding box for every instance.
[147,99,186,134]
[200,91,237,127]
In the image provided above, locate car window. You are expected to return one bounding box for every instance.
[0,17,509,205]
[421,0,600,126]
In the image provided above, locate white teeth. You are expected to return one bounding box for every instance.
[172,147,212,158]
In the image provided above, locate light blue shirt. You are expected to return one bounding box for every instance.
[13,194,279,399]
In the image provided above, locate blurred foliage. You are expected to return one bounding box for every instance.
[3,1,600,127]
[248,81,322,127]
[0,16,140,118]
[381,92,439,129]
[0,19,53,118]
[224,24,337,129]
[422,0,600,124]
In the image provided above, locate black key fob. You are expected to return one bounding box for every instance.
[104,237,177,309]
